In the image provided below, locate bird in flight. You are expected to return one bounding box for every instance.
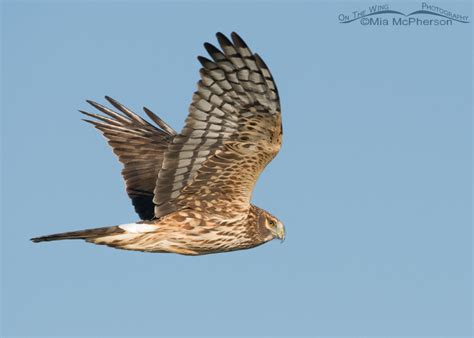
[32,32,284,255]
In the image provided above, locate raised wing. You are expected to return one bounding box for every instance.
[81,96,176,220]
[154,32,281,219]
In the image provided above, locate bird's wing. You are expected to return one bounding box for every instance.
[154,32,281,219]
[81,96,176,220]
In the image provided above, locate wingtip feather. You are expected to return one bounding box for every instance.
[230,32,248,48]
[143,107,177,135]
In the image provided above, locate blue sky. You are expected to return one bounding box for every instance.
[1,1,472,337]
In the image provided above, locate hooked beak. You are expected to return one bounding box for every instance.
[275,222,285,243]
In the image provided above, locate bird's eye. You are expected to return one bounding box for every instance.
[268,220,275,227]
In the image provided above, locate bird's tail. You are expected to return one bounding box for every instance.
[31,226,125,243]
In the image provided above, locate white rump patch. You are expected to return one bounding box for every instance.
[119,223,158,234]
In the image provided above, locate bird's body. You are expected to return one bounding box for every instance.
[34,205,274,255]
[32,32,285,255]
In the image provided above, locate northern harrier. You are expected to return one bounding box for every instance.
[32,32,284,255]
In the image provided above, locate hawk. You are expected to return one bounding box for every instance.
[32,32,284,255]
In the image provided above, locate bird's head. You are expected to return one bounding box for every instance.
[256,208,285,243]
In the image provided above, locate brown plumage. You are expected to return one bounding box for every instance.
[31,32,284,255]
